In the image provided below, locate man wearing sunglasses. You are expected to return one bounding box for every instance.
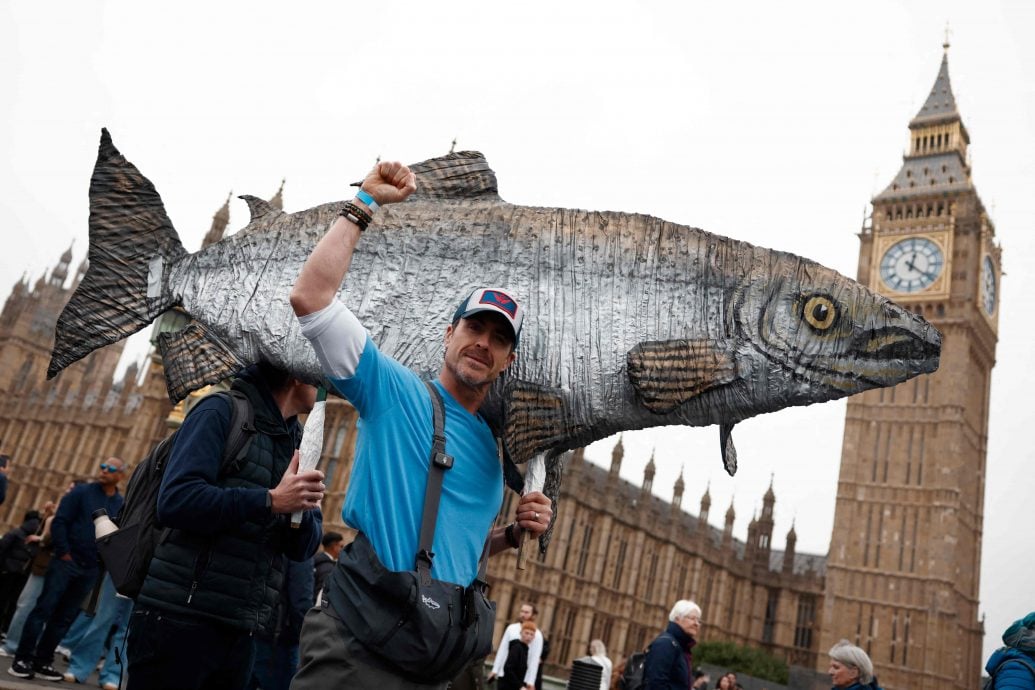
[8,458,125,681]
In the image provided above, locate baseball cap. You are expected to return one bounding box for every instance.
[452,287,523,347]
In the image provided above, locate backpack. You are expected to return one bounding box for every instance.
[618,650,648,690]
[97,390,255,598]
[983,653,1035,690]
[619,633,679,690]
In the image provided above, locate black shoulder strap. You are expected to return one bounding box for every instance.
[416,382,453,585]
[216,390,256,475]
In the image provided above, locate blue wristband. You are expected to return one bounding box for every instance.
[355,189,379,213]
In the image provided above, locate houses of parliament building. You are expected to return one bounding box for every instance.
[0,46,998,689]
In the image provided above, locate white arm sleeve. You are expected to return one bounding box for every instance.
[525,630,544,685]
[297,300,367,379]
[492,623,517,676]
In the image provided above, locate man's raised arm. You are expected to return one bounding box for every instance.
[290,161,416,317]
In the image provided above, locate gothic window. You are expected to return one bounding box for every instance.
[576,523,595,578]
[890,616,898,662]
[897,511,908,571]
[643,550,660,601]
[561,517,578,571]
[16,356,34,391]
[553,605,579,667]
[793,595,816,649]
[612,537,628,588]
[903,613,912,664]
[762,589,779,644]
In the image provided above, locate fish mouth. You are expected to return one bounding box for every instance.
[795,324,942,395]
[810,324,941,391]
[856,325,942,374]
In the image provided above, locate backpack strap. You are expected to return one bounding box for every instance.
[416,381,453,586]
[215,390,256,476]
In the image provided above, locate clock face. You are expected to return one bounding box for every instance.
[879,237,945,294]
[982,255,997,315]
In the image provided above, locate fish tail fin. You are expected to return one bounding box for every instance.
[47,128,187,379]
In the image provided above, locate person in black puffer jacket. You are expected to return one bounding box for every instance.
[126,363,325,690]
[0,511,41,630]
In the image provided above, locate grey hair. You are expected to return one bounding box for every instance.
[828,639,873,684]
[669,600,702,623]
[589,639,607,657]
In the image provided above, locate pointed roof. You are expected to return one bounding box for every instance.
[59,241,74,264]
[910,49,959,127]
[673,464,684,492]
[644,449,656,479]
[269,179,285,211]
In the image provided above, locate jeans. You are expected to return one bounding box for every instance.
[2,574,44,653]
[126,607,256,690]
[66,574,133,687]
[60,609,94,651]
[15,558,98,664]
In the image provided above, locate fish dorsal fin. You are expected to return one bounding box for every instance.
[405,151,500,201]
[239,195,279,221]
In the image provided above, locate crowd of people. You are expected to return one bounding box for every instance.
[0,155,1031,690]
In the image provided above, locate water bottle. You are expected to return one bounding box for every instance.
[92,508,118,539]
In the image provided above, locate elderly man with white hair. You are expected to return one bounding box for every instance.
[642,600,701,690]
[828,639,883,689]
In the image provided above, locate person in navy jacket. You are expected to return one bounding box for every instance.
[8,457,125,681]
[643,600,702,690]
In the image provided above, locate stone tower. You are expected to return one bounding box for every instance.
[819,44,999,690]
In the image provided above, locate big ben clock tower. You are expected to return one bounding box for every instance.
[818,43,1001,690]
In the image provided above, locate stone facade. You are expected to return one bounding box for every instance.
[817,46,998,690]
[487,443,827,677]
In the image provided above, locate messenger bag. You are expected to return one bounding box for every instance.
[325,381,497,682]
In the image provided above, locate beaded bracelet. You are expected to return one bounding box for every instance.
[339,201,372,231]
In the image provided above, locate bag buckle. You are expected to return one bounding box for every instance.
[433,452,453,469]
[416,548,434,569]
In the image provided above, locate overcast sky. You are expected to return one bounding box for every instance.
[2,0,1032,667]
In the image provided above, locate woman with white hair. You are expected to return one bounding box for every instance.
[588,639,612,690]
[643,600,702,690]
[827,639,882,689]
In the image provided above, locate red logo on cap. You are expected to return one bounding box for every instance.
[479,290,517,318]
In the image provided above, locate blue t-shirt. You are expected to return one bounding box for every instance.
[330,336,503,586]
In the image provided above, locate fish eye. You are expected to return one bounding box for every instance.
[803,295,838,331]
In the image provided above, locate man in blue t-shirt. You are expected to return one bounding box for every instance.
[289,160,553,689]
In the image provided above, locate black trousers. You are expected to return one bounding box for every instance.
[126,607,256,690]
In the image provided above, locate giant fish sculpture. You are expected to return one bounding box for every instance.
[50,130,940,545]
